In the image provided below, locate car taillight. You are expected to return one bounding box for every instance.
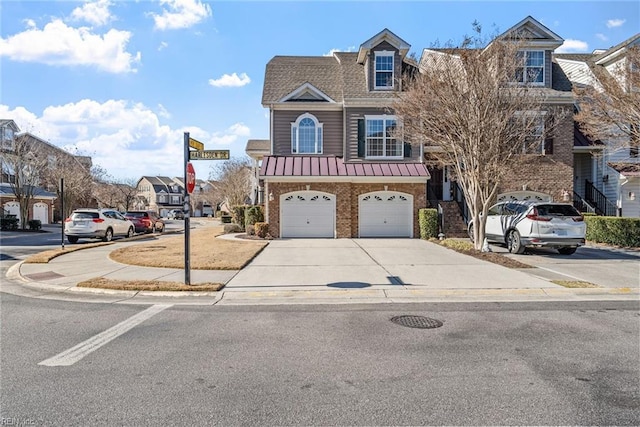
[526,208,551,221]
[92,218,104,223]
[142,218,151,225]
[572,216,584,222]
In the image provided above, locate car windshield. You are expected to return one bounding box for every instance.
[71,212,99,219]
[535,204,581,217]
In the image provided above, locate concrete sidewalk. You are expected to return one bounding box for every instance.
[5,236,639,306]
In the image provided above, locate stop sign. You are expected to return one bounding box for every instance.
[186,162,196,194]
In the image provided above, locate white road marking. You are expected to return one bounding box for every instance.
[39,304,172,367]
[535,265,589,282]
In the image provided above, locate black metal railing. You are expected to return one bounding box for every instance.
[585,179,617,216]
[452,181,469,224]
[573,191,596,214]
[426,181,443,234]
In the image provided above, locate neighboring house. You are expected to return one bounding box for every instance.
[1,120,89,224]
[255,16,578,238]
[246,139,270,205]
[135,176,184,217]
[135,176,218,217]
[556,33,640,217]
[259,29,430,238]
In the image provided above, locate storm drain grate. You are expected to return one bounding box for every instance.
[391,315,443,329]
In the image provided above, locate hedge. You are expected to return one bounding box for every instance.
[245,206,264,236]
[585,216,640,247]
[418,208,439,240]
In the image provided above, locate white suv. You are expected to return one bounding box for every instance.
[65,209,135,244]
[468,201,586,255]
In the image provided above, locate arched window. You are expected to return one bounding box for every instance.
[291,113,323,154]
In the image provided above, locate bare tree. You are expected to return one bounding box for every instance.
[208,157,252,208]
[40,153,94,220]
[1,134,48,229]
[574,45,640,151]
[393,26,553,250]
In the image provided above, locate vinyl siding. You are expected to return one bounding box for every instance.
[272,110,343,156]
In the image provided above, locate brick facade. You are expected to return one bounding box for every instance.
[498,107,574,201]
[265,181,427,238]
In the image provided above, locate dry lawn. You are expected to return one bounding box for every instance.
[551,280,600,288]
[109,226,268,270]
[77,277,224,292]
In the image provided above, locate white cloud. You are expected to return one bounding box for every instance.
[152,0,212,31]
[0,101,251,180]
[70,0,113,27]
[606,19,626,28]
[596,33,608,41]
[208,72,251,88]
[0,19,141,73]
[157,104,171,119]
[323,46,356,56]
[556,39,589,53]
[158,41,169,51]
[23,19,36,29]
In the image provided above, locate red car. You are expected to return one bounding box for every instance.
[124,211,165,234]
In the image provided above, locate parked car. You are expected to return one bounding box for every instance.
[64,209,135,243]
[167,209,185,220]
[468,201,586,255]
[124,210,164,234]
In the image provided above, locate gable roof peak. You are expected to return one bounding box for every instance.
[497,15,564,50]
[357,28,411,64]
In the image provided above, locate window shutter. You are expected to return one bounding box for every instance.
[544,115,554,155]
[357,119,365,157]
[403,142,412,158]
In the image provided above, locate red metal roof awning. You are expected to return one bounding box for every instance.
[260,156,430,179]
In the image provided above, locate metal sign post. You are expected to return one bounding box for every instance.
[183,132,191,285]
[60,177,65,250]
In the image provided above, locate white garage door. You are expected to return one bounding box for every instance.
[359,191,413,238]
[33,202,49,224]
[4,201,20,222]
[281,191,335,238]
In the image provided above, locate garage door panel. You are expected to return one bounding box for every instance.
[281,191,335,238]
[359,192,413,238]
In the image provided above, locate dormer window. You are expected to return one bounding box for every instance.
[516,50,545,85]
[291,113,323,154]
[375,51,394,89]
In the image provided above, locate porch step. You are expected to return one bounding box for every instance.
[439,201,468,238]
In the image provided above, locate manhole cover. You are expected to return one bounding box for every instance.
[391,315,443,329]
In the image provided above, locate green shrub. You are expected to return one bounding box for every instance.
[0,217,19,230]
[585,216,640,247]
[245,206,264,236]
[28,219,42,231]
[255,222,269,238]
[418,208,439,239]
[231,206,248,230]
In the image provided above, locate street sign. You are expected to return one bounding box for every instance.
[189,150,230,160]
[186,162,196,194]
[188,138,204,151]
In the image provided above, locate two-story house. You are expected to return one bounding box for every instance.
[135,176,185,217]
[556,33,640,217]
[257,16,577,238]
[260,29,430,238]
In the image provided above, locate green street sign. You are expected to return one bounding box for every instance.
[189,150,230,160]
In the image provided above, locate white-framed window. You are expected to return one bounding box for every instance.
[171,195,181,204]
[157,194,168,203]
[524,115,546,154]
[291,113,323,154]
[365,115,402,159]
[1,127,14,150]
[516,50,545,85]
[374,51,394,89]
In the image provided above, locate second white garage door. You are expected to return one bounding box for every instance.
[359,191,413,238]
[280,191,336,238]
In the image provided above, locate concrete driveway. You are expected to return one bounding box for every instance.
[498,244,640,289]
[225,238,558,290]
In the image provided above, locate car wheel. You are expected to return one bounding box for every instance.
[156,223,163,233]
[67,236,79,244]
[127,227,134,238]
[103,228,113,242]
[507,230,525,254]
[467,223,475,243]
[557,247,577,255]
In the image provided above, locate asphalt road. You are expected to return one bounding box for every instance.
[1,295,638,426]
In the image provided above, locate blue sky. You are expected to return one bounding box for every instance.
[1,0,638,181]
